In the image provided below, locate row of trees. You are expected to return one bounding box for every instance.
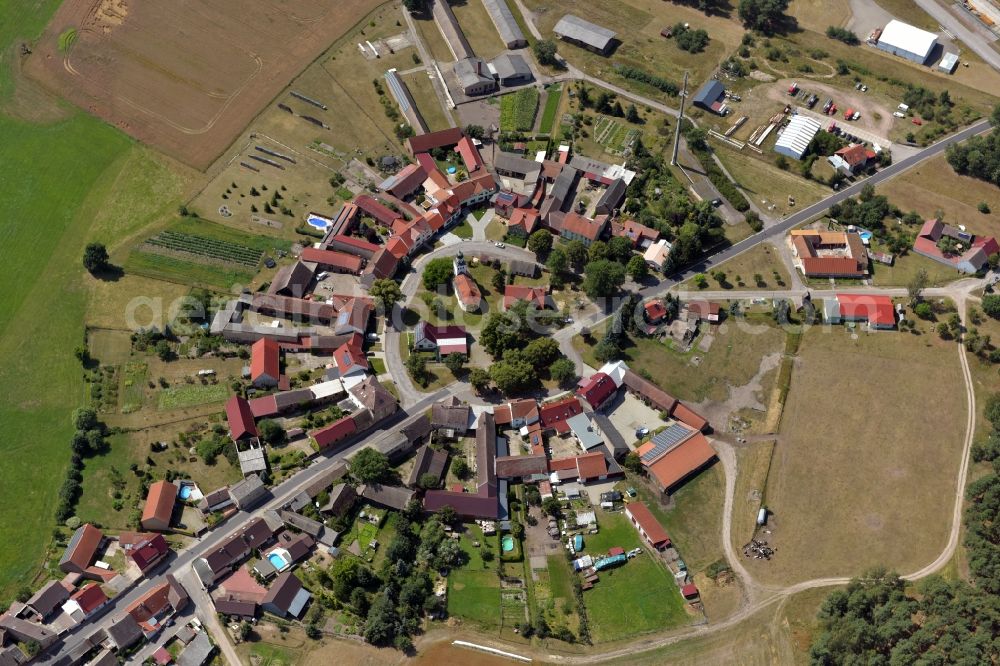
[946,104,1000,186]
[58,408,109,523]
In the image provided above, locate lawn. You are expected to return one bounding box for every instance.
[451,218,474,239]
[448,525,500,627]
[500,87,540,133]
[574,314,787,404]
[369,357,386,375]
[401,69,451,132]
[713,146,829,218]
[680,243,792,292]
[539,84,563,134]
[751,323,967,585]
[582,512,689,642]
[240,642,303,666]
[869,249,963,287]
[634,464,726,574]
[157,383,230,410]
[450,0,507,60]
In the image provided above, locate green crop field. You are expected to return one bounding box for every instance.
[539,84,563,134]
[0,0,145,600]
[500,88,539,132]
[157,383,229,410]
[121,361,148,413]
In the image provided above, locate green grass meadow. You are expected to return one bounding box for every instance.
[0,2,195,600]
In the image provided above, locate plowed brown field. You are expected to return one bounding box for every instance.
[26,0,385,169]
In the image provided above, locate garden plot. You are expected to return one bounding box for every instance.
[500,588,528,627]
[500,88,539,132]
[141,231,263,267]
[593,116,641,156]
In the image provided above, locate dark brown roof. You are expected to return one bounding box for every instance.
[106,614,143,649]
[349,376,397,419]
[622,371,678,414]
[476,412,497,495]
[304,461,349,498]
[359,483,415,511]
[406,446,449,487]
[262,571,304,612]
[26,581,70,618]
[320,483,356,515]
[60,523,103,572]
[407,127,464,154]
[431,397,471,430]
[269,261,316,297]
[495,453,549,478]
[213,595,256,618]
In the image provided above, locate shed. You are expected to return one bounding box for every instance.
[553,14,616,54]
[938,52,959,74]
[691,79,727,115]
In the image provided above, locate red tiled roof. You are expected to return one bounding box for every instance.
[250,338,280,384]
[835,144,872,168]
[575,373,617,409]
[613,219,659,247]
[671,402,708,432]
[415,152,438,174]
[384,163,427,198]
[354,195,401,226]
[366,248,400,280]
[681,583,699,598]
[801,256,867,277]
[311,414,357,450]
[454,273,482,308]
[560,212,603,241]
[836,293,895,327]
[456,136,484,172]
[539,396,583,433]
[408,127,464,154]
[248,394,279,418]
[300,248,363,274]
[71,584,108,615]
[575,451,608,480]
[626,502,670,547]
[328,234,380,255]
[687,300,720,320]
[61,524,103,572]
[333,333,368,376]
[226,396,258,440]
[645,433,716,491]
[644,300,667,322]
[508,207,540,235]
[385,235,409,259]
[127,534,170,573]
[503,285,548,310]
[141,481,177,529]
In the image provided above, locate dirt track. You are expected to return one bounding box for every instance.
[25,0,386,170]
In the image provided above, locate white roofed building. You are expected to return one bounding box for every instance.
[876,20,937,64]
[774,115,822,161]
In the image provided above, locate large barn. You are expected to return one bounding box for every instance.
[774,115,821,161]
[876,20,937,64]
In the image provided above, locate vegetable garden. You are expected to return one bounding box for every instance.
[143,230,263,267]
[500,88,539,132]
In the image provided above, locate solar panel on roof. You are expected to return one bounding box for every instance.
[640,423,694,463]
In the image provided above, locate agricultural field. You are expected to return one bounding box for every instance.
[188,4,419,241]
[451,0,507,60]
[500,87,540,132]
[750,323,967,585]
[126,216,291,289]
[25,0,387,168]
[401,69,452,132]
[539,83,563,134]
[582,512,689,642]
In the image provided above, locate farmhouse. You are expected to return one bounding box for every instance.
[913,218,999,273]
[250,338,281,388]
[299,247,364,275]
[406,445,449,488]
[424,412,501,519]
[431,396,472,435]
[612,219,659,249]
[493,398,539,429]
[554,14,617,54]
[455,57,498,96]
[507,208,541,237]
[539,396,584,434]
[691,79,728,116]
[643,239,672,271]
[194,517,275,586]
[119,532,171,574]
[876,20,937,64]
[687,300,721,323]
[625,502,671,550]
[824,293,896,329]
[379,163,427,199]
[229,474,269,511]
[125,576,188,639]
[556,211,606,246]
[262,572,311,619]
[502,285,550,310]
[495,453,550,480]
[789,230,869,278]
[576,373,617,410]
[636,423,716,493]
[59,523,114,581]
[482,0,527,48]
[141,480,177,532]
[331,334,368,378]
[828,144,878,175]
[269,261,316,298]
[774,115,822,161]
[62,584,109,623]
[358,483,416,512]
[414,322,468,356]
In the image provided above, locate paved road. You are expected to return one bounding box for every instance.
[41,392,451,664]
[914,0,1000,70]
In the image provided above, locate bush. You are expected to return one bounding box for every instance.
[825,26,860,45]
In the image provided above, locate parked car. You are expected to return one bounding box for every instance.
[710,198,722,207]
[852,111,861,121]
[264,258,276,269]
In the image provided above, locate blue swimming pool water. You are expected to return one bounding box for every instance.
[447,166,457,174]
[268,553,288,570]
[178,485,192,500]
[859,231,873,242]
[501,536,515,552]
[307,215,332,231]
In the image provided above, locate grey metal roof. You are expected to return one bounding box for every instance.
[494,151,542,180]
[229,474,267,507]
[553,14,616,50]
[177,631,215,666]
[567,413,604,449]
[483,0,526,47]
[491,53,532,81]
[454,57,495,90]
[692,79,725,107]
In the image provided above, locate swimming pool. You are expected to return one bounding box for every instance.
[267,552,289,570]
[859,231,873,242]
[501,536,515,552]
[306,214,333,231]
[178,485,192,500]
[447,166,457,174]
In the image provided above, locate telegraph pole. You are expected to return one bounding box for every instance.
[670,71,689,166]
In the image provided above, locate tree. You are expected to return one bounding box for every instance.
[593,338,622,363]
[626,255,649,281]
[363,591,398,645]
[546,247,569,287]
[492,268,507,292]
[469,367,491,393]
[406,353,428,385]
[565,240,588,271]
[154,339,172,361]
[527,229,553,257]
[607,236,634,264]
[464,124,486,140]
[257,419,287,446]
[418,473,441,490]
[550,357,577,385]
[351,448,391,484]
[422,257,454,291]
[370,279,403,313]
[452,457,471,479]
[490,358,538,395]
[913,302,933,320]
[623,452,643,474]
[983,294,1000,319]
[83,243,110,274]
[738,0,790,33]
[72,407,99,432]
[523,338,561,367]
[582,260,626,299]
[907,268,929,305]
[625,104,641,123]
[402,0,425,12]
[533,39,559,66]
[683,126,708,151]
[542,496,562,518]
[443,353,466,376]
